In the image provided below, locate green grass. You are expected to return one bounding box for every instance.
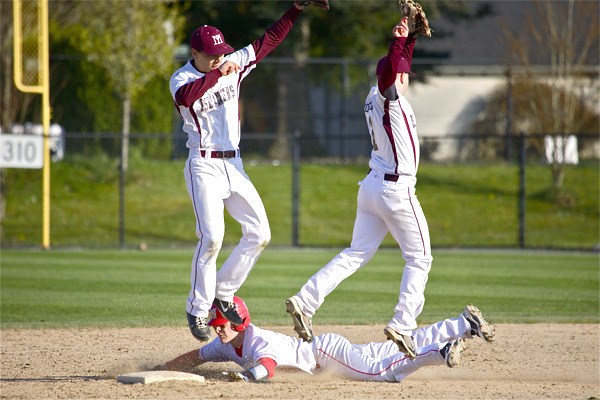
[1,157,598,248]
[1,248,598,329]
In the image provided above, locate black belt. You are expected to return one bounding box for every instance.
[200,149,238,159]
[383,173,399,182]
[369,169,399,182]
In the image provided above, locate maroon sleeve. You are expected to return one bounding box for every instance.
[174,68,222,107]
[377,35,416,95]
[251,6,302,63]
[401,35,416,69]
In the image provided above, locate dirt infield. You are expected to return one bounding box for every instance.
[1,324,598,399]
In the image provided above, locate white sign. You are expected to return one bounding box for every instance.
[544,135,579,165]
[0,134,44,169]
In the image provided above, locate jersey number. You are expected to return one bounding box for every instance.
[368,117,378,151]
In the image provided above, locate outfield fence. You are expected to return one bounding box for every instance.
[1,131,598,251]
[2,58,598,250]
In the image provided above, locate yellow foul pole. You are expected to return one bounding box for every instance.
[13,0,51,249]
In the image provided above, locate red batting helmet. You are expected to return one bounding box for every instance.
[208,296,251,332]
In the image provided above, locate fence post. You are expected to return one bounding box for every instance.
[340,60,349,160]
[292,130,301,247]
[518,132,526,248]
[505,67,513,162]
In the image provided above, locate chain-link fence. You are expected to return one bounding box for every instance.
[1,131,598,250]
[1,59,598,250]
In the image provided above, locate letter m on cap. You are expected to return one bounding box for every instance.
[212,34,224,45]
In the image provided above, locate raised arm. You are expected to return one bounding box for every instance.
[377,18,415,99]
[251,5,303,63]
[251,0,329,63]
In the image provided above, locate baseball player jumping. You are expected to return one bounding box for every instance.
[169,0,329,342]
[286,17,433,358]
[156,296,495,382]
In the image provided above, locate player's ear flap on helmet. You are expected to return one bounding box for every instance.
[231,320,245,332]
[232,296,251,331]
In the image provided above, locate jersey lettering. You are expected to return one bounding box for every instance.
[198,84,236,113]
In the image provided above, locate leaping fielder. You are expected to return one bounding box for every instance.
[169,0,329,342]
[286,12,434,359]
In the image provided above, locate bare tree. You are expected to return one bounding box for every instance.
[504,0,599,188]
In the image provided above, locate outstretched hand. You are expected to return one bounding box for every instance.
[223,371,250,382]
[393,17,409,38]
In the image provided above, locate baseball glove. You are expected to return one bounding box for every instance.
[294,0,330,10]
[399,0,432,37]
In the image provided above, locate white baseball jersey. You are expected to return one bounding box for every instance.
[200,324,317,374]
[365,88,419,184]
[198,315,473,382]
[169,45,256,150]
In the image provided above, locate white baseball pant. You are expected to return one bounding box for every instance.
[312,314,471,382]
[297,171,432,334]
[184,151,271,317]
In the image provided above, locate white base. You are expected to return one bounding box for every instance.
[117,371,205,384]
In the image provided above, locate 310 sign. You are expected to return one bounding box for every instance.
[0,134,44,169]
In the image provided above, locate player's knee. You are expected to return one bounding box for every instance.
[199,235,223,254]
[258,229,271,247]
[243,228,270,250]
[252,236,271,252]
[405,254,432,272]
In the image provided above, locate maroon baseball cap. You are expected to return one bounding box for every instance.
[376,56,415,77]
[190,25,234,55]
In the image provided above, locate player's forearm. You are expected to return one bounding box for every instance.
[377,37,407,94]
[251,6,302,63]
[247,363,270,380]
[160,349,203,371]
[174,69,222,107]
[399,35,416,71]
[228,358,276,382]
[389,37,412,74]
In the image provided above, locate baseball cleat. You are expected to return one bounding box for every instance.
[463,304,495,343]
[441,338,465,368]
[186,312,211,342]
[213,298,244,325]
[384,327,417,359]
[285,296,314,342]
